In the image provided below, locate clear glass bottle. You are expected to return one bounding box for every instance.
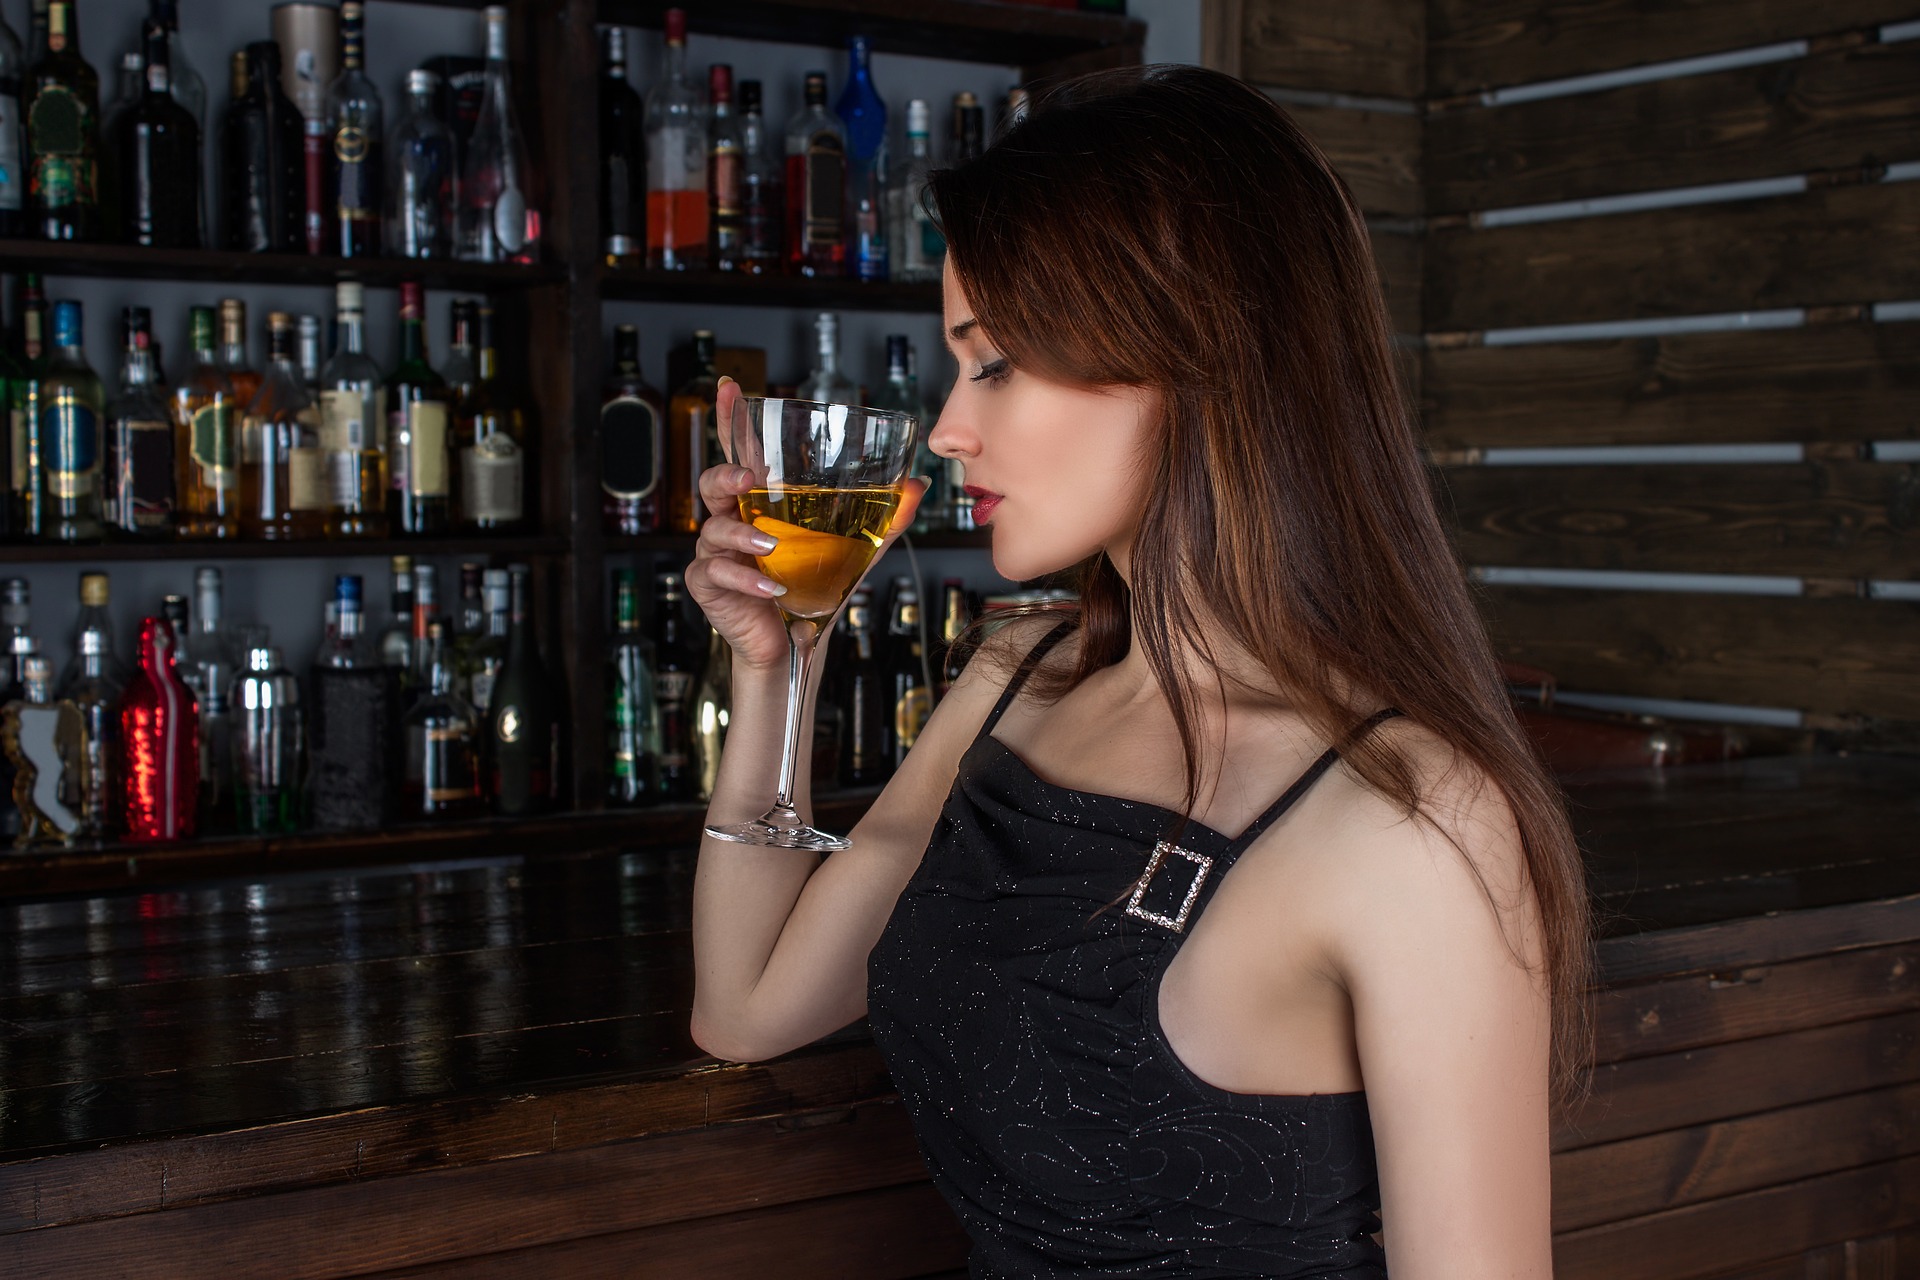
[40,297,104,542]
[117,614,199,843]
[457,5,538,264]
[872,334,946,531]
[887,98,943,283]
[0,9,27,235]
[171,304,239,538]
[401,619,481,819]
[105,305,175,538]
[707,63,742,271]
[454,300,526,531]
[385,68,452,259]
[60,618,117,837]
[385,280,451,535]
[598,25,644,268]
[309,573,392,832]
[605,568,657,808]
[324,0,381,257]
[296,314,322,393]
[784,71,845,278]
[231,643,301,834]
[643,7,706,271]
[26,0,101,242]
[600,323,664,535]
[3,654,87,847]
[797,311,855,404]
[113,16,199,248]
[319,280,387,538]
[239,311,322,540]
[736,79,782,275]
[835,35,887,283]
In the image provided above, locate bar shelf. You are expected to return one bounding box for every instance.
[0,534,571,564]
[0,240,565,291]
[600,266,942,313]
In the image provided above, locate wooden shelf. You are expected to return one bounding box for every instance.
[601,266,942,313]
[0,239,565,291]
[598,0,1144,70]
[0,534,571,564]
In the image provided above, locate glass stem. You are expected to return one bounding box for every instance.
[771,618,816,815]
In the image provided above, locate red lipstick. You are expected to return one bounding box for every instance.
[964,485,1002,523]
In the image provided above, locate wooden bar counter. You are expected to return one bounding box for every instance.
[3,754,1917,1278]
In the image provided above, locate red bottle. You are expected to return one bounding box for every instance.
[119,617,201,842]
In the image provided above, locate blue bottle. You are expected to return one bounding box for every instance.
[834,35,889,283]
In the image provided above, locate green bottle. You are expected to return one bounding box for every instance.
[485,563,560,815]
[41,298,104,541]
[26,0,100,241]
[606,569,659,807]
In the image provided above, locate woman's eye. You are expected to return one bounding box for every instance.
[970,359,1012,385]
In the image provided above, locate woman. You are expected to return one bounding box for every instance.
[687,65,1591,1278]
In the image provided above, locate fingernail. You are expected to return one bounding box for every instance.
[758,578,787,597]
[718,374,736,389]
[734,467,754,485]
[749,532,778,552]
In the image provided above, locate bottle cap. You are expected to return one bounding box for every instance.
[22,655,50,687]
[335,280,364,312]
[248,646,275,671]
[605,26,626,63]
[195,565,221,591]
[51,300,82,348]
[664,7,686,44]
[407,68,439,94]
[391,554,413,573]
[907,98,930,135]
[79,573,109,607]
[335,574,363,605]
[708,63,732,102]
[804,72,827,105]
[80,629,106,657]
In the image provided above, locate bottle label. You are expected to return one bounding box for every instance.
[600,395,660,500]
[42,392,98,498]
[9,406,29,492]
[191,401,237,488]
[109,416,174,528]
[711,147,743,220]
[655,669,693,767]
[804,134,845,248]
[239,414,265,464]
[333,127,375,217]
[288,446,328,511]
[405,400,449,497]
[459,439,523,521]
[0,92,23,212]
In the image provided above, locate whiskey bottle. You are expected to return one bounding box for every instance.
[40,298,104,542]
[836,589,887,787]
[882,577,931,769]
[2,653,86,847]
[59,619,116,836]
[239,311,323,540]
[707,64,742,271]
[784,71,845,277]
[172,305,240,538]
[600,323,663,535]
[104,305,174,537]
[318,281,387,537]
[401,619,481,819]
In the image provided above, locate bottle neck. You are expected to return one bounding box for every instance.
[123,345,158,387]
[665,40,687,86]
[399,317,426,363]
[336,310,366,355]
[337,604,365,641]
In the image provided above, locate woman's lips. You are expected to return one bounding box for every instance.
[964,485,1003,522]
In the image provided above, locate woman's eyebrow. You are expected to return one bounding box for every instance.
[949,318,979,342]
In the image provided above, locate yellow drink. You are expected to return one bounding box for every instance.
[740,485,903,619]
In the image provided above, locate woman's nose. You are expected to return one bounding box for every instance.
[926,402,976,461]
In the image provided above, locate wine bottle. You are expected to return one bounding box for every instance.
[598,26,644,268]
[401,618,481,819]
[797,311,855,403]
[835,36,887,283]
[171,305,240,538]
[784,71,845,277]
[650,571,698,802]
[26,0,99,242]
[40,298,104,542]
[385,280,451,535]
[149,0,203,134]
[239,311,322,540]
[457,5,538,264]
[2,653,86,847]
[485,563,559,815]
[117,614,199,843]
[386,68,453,259]
[737,79,782,275]
[836,588,888,787]
[0,9,26,236]
[309,573,393,831]
[643,7,706,271]
[466,567,508,715]
[222,42,304,253]
[665,328,717,534]
[454,300,526,531]
[606,568,657,807]
[8,275,45,539]
[104,305,174,537]
[882,577,931,769]
[323,1,381,257]
[707,64,742,272]
[319,281,388,537]
[600,323,663,535]
[114,16,199,248]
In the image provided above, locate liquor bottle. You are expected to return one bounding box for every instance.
[797,311,855,404]
[183,565,234,824]
[271,4,336,254]
[887,99,942,284]
[309,573,392,831]
[0,585,34,842]
[41,298,105,542]
[8,275,45,539]
[665,328,717,534]
[442,297,477,400]
[835,36,887,283]
[59,608,119,837]
[598,25,644,268]
[455,300,527,531]
[295,314,323,392]
[101,48,138,143]
[222,42,304,253]
[3,654,86,846]
[385,68,452,259]
[691,624,730,802]
[0,10,26,236]
[114,16,198,248]
[240,311,323,540]
[707,64,742,272]
[485,563,559,815]
[736,79,782,275]
[319,281,387,537]
[408,561,440,695]
[784,71,845,278]
[882,577,931,768]
[26,0,100,241]
[401,619,481,819]
[25,0,45,65]
[601,323,663,535]
[159,591,186,648]
[104,305,174,537]
[149,0,203,134]
[836,588,887,787]
[605,568,657,807]
[935,578,974,700]
[448,560,483,696]
[232,643,301,834]
[457,5,539,264]
[117,614,198,842]
[386,281,452,534]
[378,554,414,671]
[172,305,239,538]
[871,334,943,532]
[324,1,381,258]
[218,297,260,408]
[951,91,984,164]
[650,571,698,802]
[466,566,508,715]
[643,8,706,271]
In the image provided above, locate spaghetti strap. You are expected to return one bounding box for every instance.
[1227,707,1406,854]
[981,618,1077,734]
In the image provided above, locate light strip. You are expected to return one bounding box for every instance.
[1482,308,1804,346]
[1478,175,1806,227]
[1882,18,1920,42]
[1868,581,1920,600]
[1544,689,1805,728]
[1481,40,1807,106]
[1473,566,1805,595]
[1478,443,1804,466]
[1871,442,1920,461]
[1885,160,1920,183]
[1259,85,1420,115]
[1874,300,1920,322]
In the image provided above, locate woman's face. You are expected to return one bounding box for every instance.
[928,261,1162,583]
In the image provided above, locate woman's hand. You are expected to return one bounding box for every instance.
[685,377,930,675]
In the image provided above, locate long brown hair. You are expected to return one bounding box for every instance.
[929,65,1593,1110]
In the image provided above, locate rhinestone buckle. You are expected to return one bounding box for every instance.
[1124,841,1214,932]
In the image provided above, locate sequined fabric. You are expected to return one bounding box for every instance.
[868,622,1401,1278]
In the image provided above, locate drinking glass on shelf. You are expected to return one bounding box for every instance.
[704,395,917,851]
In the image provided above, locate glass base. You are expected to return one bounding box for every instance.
[705,812,850,852]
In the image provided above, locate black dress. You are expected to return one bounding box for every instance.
[868,620,1403,1278]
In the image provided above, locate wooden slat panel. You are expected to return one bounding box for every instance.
[1280,99,1422,218]
[1427,181,1920,332]
[1442,461,1920,578]
[1428,44,1920,213]
[1552,1080,1920,1231]
[1595,894,1920,987]
[1701,1229,1920,1280]
[1558,1011,1920,1152]
[1428,0,1918,97]
[1370,225,1422,335]
[1422,321,1920,449]
[1552,1152,1920,1280]
[1478,586,1920,719]
[368,1181,969,1280]
[1242,0,1424,98]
